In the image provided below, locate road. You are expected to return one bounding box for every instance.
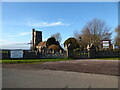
[3,59,119,76]
[2,68,118,88]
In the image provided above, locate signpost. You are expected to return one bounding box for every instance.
[101,40,111,49]
[10,50,23,58]
[102,41,109,48]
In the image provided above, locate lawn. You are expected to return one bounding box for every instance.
[1,58,73,64]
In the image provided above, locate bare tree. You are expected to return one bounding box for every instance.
[114,25,120,47]
[51,32,62,43]
[74,18,112,49]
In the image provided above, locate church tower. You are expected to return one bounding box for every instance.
[32,29,42,51]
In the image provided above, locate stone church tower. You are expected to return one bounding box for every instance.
[32,29,42,51]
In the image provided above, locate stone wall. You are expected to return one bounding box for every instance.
[1,50,120,59]
[72,49,120,59]
[23,50,40,59]
[41,52,66,59]
[73,51,88,59]
[1,50,66,59]
[1,50,10,59]
[95,50,120,58]
[2,50,38,59]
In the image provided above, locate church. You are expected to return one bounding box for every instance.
[31,29,63,53]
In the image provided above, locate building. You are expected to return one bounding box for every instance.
[36,41,47,52]
[32,29,63,53]
[32,29,42,51]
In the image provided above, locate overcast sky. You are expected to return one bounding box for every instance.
[1,2,118,49]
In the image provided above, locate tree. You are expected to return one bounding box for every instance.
[114,25,120,47]
[74,18,112,49]
[46,37,56,48]
[46,37,64,51]
[73,31,86,49]
[64,37,79,49]
[51,33,62,43]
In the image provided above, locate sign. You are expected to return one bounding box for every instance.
[113,45,119,49]
[10,50,23,58]
[114,45,119,49]
[102,41,109,48]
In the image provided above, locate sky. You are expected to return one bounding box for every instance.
[1,2,118,49]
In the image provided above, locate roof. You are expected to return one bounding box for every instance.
[37,41,46,47]
[48,45,60,51]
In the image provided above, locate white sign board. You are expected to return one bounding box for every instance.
[102,41,109,48]
[10,50,23,58]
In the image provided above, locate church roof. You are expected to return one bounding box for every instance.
[37,41,46,47]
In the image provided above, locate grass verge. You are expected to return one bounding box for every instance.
[93,58,120,60]
[0,58,73,64]
[1,58,119,64]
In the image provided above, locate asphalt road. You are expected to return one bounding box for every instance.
[2,68,118,88]
[3,59,119,76]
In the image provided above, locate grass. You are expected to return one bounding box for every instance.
[93,58,120,60]
[0,58,73,64]
[1,58,119,64]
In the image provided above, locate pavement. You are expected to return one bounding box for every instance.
[2,68,119,88]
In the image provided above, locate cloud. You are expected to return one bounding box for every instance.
[1,32,31,49]
[15,32,31,36]
[0,39,6,42]
[26,21,70,27]
[8,32,31,37]
[1,41,30,49]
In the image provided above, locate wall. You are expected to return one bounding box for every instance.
[23,50,39,59]
[41,52,66,59]
[1,50,120,59]
[95,50,120,58]
[2,50,38,59]
[1,50,10,59]
[73,51,88,59]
